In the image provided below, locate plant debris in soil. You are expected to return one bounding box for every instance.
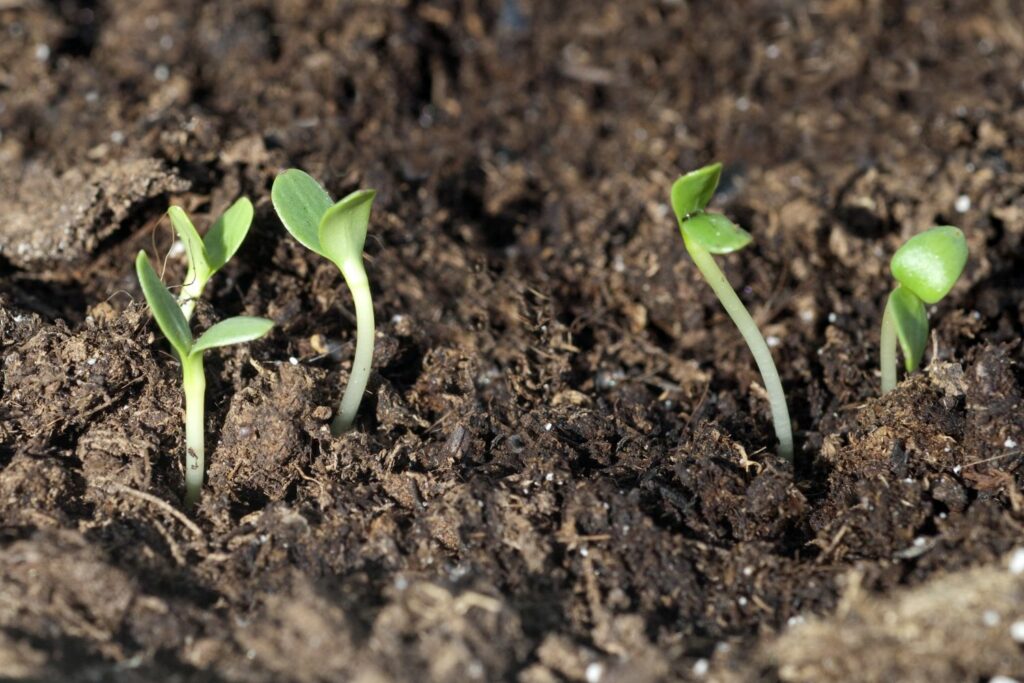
[2,1,1024,682]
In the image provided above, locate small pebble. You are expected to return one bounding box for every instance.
[288,357,299,365]
[1011,620,1024,643]
[1005,437,1018,449]
[954,195,971,213]
[584,662,604,683]
[34,43,50,61]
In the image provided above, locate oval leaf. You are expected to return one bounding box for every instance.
[890,225,968,304]
[681,212,752,254]
[670,163,722,218]
[136,251,192,359]
[191,316,274,355]
[168,206,210,285]
[318,189,376,271]
[889,285,928,372]
[271,169,334,255]
[205,197,254,271]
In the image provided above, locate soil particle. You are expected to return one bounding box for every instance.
[0,158,188,268]
[3,0,1024,680]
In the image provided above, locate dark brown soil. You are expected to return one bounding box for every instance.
[3,1,1024,681]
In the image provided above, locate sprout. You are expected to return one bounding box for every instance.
[136,251,273,507]
[880,225,968,394]
[168,197,254,321]
[670,163,794,462]
[271,169,376,435]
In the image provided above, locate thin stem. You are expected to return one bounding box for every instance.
[332,264,375,435]
[182,353,206,507]
[686,237,794,461]
[178,277,203,322]
[880,293,898,394]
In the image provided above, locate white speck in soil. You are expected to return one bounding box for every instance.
[585,662,604,683]
[989,676,1019,683]
[544,423,552,431]
[289,357,299,365]
[737,596,748,606]
[955,194,971,213]
[580,547,589,557]
[160,34,174,50]
[34,44,50,61]
[1005,437,1018,449]
[1009,548,1024,575]
[736,96,750,111]
[983,610,1001,627]
[111,130,125,144]
[693,659,709,677]
[1011,620,1024,643]
[545,472,554,482]
[827,312,838,323]
[154,64,170,81]
[767,335,781,347]
[765,44,781,59]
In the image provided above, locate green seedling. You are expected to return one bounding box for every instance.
[136,251,273,507]
[671,162,794,461]
[880,225,968,394]
[168,198,254,320]
[271,169,376,435]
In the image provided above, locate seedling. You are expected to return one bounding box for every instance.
[670,163,794,461]
[271,169,376,435]
[880,225,967,394]
[168,197,254,320]
[136,251,273,506]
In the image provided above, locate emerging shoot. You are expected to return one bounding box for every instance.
[168,197,254,320]
[880,225,968,394]
[670,162,794,462]
[271,169,376,435]
[136,251,273,507]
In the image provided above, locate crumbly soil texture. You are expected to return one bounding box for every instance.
[2,2,1024,682]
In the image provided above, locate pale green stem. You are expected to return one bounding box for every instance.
[880,293,898,395]
[332,264,375,435]
[182,353,206,507]
[178,276,204,322]
[686,237,794,461]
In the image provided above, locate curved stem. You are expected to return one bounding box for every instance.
[332,265,375,435]
[182,353,206,507]
[880,293,898,394]
[686,238,794,461]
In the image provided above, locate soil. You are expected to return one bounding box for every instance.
[2,1,1024,681]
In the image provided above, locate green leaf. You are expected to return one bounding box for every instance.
[135,251,192,359]
[190,316,274,355]
[889,285,928,372]
[318,189,376,270]
[680,212,753,254]
[205,197,253,271]
[168,206,211,286]
[271,169,334,255]
[890,225,968,304]
[670,163,723,218]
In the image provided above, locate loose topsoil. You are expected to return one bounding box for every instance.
[2,1,1024,681]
